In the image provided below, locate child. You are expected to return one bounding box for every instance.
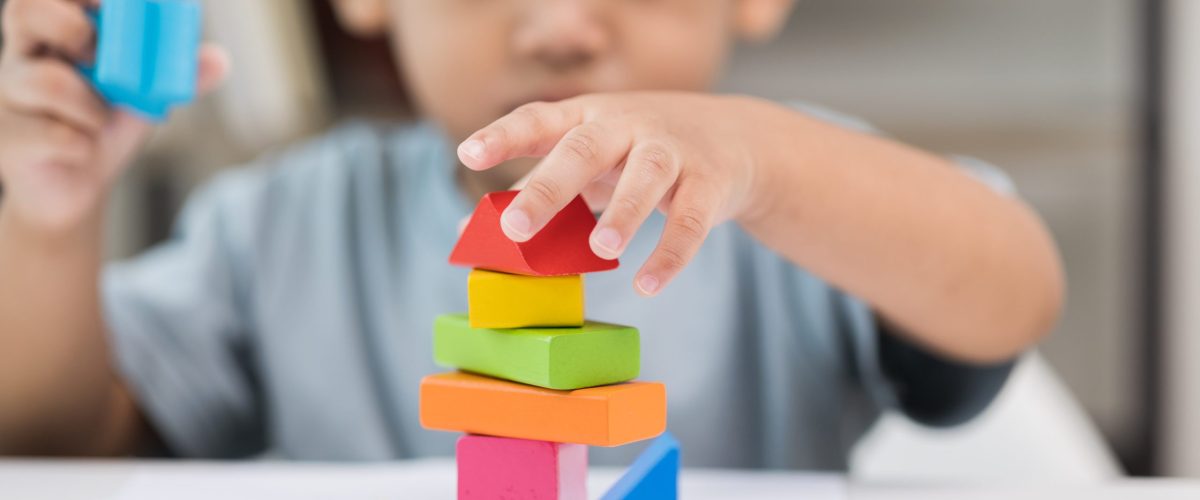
[0,0,1062,469]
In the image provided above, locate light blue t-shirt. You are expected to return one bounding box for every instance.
[103,113,1014,469]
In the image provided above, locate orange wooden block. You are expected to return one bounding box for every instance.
[419,372,666,447]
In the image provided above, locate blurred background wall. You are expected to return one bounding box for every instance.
[8,0,1169,476]
[1165,0,1200,478]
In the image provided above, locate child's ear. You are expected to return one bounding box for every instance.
[735,0,796,43]
[330,0,389,37]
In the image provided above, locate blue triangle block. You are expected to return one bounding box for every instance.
[601,432,680,500]
[80,0,201,122]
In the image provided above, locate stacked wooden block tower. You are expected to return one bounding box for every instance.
[420,191,677,499]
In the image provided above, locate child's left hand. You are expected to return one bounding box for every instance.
[457,92,788,296]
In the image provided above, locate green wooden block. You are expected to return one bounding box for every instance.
[433,313,640,390]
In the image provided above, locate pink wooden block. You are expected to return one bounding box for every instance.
[457,434,588,500]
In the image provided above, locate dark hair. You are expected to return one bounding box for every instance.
[311,0,412,120]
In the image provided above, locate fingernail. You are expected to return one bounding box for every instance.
[592,227,623,258]
[636,274,660,296]
[501,208,532,241]
[459,139,486,163]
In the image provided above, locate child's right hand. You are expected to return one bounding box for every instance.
[0,0,227,235]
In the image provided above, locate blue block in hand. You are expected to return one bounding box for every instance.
[81,0,202,121]
[601,432,681,500]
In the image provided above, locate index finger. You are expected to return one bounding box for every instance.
[2,0,96,63]
[457,99,584,170]
[499,121,631,242]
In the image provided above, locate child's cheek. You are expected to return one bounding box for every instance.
[387,9,515,138]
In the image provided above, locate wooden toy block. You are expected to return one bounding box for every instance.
[419,372,666,447]
[457,435,587,500]
[468,269,584,328]
[434,313,639,390]
[601,432,680,500]
[81,0,201,121]
[449,191,619,276]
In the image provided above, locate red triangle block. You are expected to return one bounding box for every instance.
[450,191,619,276]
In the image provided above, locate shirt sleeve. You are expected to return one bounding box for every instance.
[102,168,267,458]
[879,323,1015,427]
[840,287,1016,429]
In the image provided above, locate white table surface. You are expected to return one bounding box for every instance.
[2,459,1199,500]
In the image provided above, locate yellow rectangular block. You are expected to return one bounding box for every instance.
[468,269,584,328]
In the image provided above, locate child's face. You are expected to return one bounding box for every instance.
[339,0,793,143]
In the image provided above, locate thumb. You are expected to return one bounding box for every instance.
[196,43,231,96]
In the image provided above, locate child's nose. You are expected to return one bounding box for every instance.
[513,1,610,73]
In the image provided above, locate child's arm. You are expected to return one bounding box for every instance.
[0,0,225,455]
[735,103,1064,364]
[0,209,146,455]
[457,92,1063,363]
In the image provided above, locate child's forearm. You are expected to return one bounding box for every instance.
[738,103,1064,363]
[0,207,140,455]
